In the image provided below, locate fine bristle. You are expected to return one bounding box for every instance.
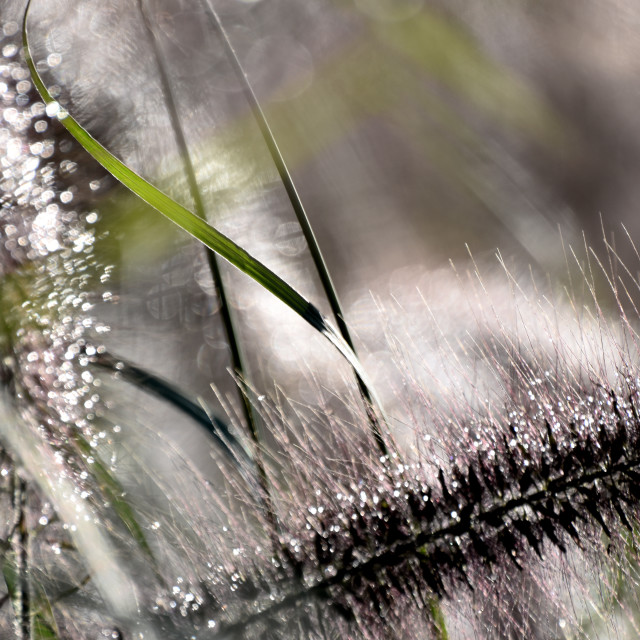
[196,380,640,639]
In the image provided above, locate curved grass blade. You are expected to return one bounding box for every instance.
[30,588,61,640]
[21,2,307,321]
[32,615,58,640]
[199,0,390,456]
[89,349,257,472]
[22,1,387,453]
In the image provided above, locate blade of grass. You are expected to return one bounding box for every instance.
[89,348,260,478]
[31,616,58,640]
[136,0,276,528]
[30,587,62,640]
[198,0,390,456]
[21,0,389,454]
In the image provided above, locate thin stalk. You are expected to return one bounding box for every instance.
[137,0,277,530]
[197,0,390,457]
[11,470,29,640]
[89,348,255,472]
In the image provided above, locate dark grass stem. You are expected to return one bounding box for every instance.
[11,471,29,640]
[198,0,390,458]
[137,0,278,531]
[88,348,255,473]
[90,347,280,531]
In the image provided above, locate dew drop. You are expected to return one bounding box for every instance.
[47,53,62,67]
[2,44,18,58]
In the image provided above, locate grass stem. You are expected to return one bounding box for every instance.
[198,0,390,457]
[11,470,29,640]
[137,0,278,531]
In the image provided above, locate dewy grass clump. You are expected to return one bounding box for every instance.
[192,311,640,638]
[3,2,640,639]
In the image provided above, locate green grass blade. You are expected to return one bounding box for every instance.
[22,4,353,369]
[22,4,308,320]
[22,1,389,456]
[31,591,61,640]
[31,617,58,640]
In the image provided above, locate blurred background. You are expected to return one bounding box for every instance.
[4,0,640,460]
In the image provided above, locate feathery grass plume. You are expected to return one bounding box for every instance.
[173,242,640,640]
[6,4,640,640]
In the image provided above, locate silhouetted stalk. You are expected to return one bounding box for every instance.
[137,0,277,531]
[10,470,29,640]
[198,0,390,458]
[89,348,255,471]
